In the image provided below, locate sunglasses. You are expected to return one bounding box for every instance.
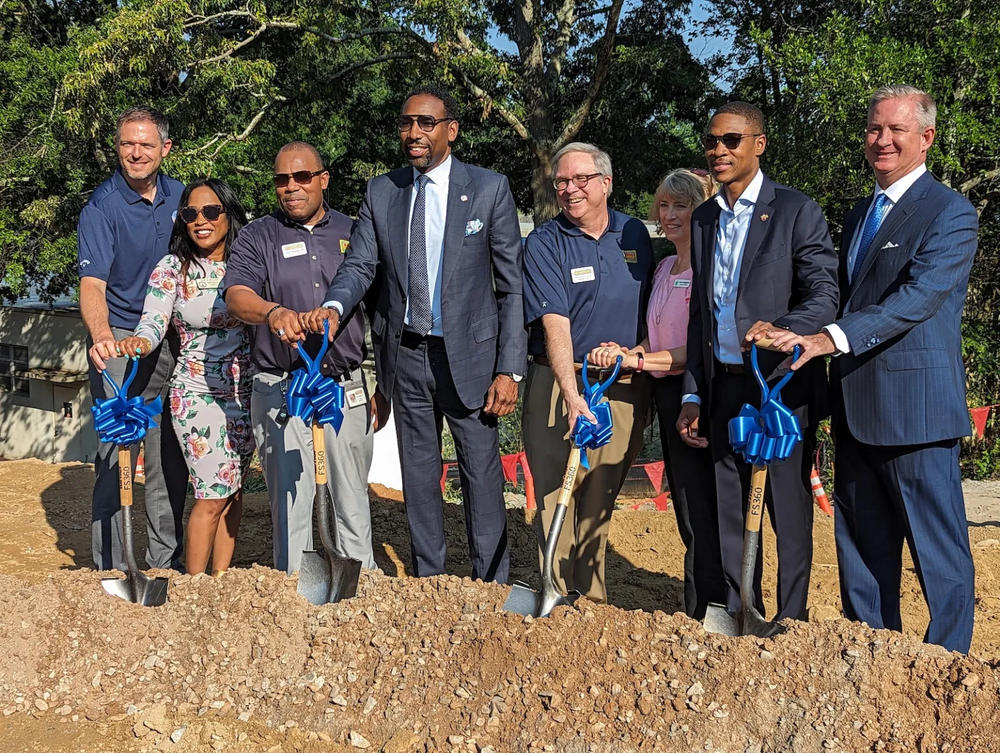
[179,204,226,223]
[701,132,763,150]
[397,115,455,132]
[272,169,325,188]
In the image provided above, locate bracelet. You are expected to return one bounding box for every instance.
[264,304,283,328]
[635,353,644,372]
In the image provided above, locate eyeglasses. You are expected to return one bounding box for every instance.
[700,132,763,150]
[179,204,226,223]
[552,173,603,191]
[397,115,455,132]
[272,169,326,188]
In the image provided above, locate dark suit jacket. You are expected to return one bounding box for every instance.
[684,173,839,419]
[325,158,527,409]
[831,170,978,445]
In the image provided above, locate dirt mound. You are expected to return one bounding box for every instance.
[0,567,997,753]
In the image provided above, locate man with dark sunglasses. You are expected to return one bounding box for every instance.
[78,105,188,574]
[679,101,839,626]
[299,84,526,584]
[222,141,380,574]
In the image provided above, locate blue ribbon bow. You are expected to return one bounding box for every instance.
[91,360,162,446]
[286,320,345,433]
[728,344,803,465]
[569,356,622,469]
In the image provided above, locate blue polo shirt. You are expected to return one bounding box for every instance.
[77,169,184,329]
[523,209,653,361]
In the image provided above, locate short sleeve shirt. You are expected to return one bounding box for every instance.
[77,170,184,329]
[221,206,367,376]
[523,210,653,361]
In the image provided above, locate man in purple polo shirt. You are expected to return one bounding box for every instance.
[78,106,188,572]
[223,141,381,574]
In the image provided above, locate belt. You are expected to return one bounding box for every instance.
[400,328,444,349]
[259,365,359,383]
[531,353,634,385]
[714,358,746,376]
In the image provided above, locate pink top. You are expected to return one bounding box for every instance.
[646,256,692,377]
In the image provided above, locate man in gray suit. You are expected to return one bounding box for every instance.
[766,85,979,652]
[300,85,526,583]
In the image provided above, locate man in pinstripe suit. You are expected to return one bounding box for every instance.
[767,85,979,652]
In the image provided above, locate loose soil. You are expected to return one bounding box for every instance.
[1,458,1000,752]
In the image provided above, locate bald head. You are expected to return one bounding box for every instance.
[275,141,323,170]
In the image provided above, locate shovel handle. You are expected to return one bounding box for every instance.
[118,447,133,508]
[745,464,767,533]
[555,447,582,509]
[312,422,327,485]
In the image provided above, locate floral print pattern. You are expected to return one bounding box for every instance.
[135,254,255,499]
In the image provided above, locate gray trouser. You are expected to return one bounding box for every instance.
[89,328,188,571]
[251,369,376,573]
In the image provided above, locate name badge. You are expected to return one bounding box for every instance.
[673,278,691,288]
[622,249,638,264]
[344,381,367,408]
[571,266,596,284]
[281,241,307,258]
[196,277,222,290]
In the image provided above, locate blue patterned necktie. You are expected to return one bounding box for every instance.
[851,192,891,280]
[407,174,433,334]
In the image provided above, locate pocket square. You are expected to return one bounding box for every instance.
[881,241,900,249]
[465,219,484,236]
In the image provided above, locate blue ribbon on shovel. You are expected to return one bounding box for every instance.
[91,359,162,445]
[569,355,622,469]
[728,344,803,465]
[286,320,345,433]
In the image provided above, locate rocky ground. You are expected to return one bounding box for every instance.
[1,458,999,752]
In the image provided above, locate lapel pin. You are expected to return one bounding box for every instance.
[760,213,769,222]
[460,195,468,202]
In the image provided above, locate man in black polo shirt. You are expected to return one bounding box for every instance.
[223,141,380,573]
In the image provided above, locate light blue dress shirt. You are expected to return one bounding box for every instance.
[713,169,764,364]
[405,156,451,337]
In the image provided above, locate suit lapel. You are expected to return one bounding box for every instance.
[850,174,929,290]
[388,170,413,293]
[697,203,720,305]
[441,158,473,294]
[736,176,775,295]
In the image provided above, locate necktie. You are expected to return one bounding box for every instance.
[851,192,890,280]
[407,174,433,334]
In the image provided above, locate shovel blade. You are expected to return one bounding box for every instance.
[101,573,168,607]
[297,550,361,605]
[740,607,785,638]
[702,603,739,636]
[503,581,580,618]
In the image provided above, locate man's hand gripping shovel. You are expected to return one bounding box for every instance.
[504,356,622,618]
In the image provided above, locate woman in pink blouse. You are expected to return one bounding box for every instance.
[589,169,725,619]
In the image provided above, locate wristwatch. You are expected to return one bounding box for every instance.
[500,372,524,382]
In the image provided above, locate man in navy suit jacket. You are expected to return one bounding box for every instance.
[767,85,979,652]
[300,85,526,584]
[680,102,840,624]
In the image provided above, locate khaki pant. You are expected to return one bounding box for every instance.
[522,362,649,602]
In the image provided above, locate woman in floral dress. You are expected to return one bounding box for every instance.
[116,178,252,575]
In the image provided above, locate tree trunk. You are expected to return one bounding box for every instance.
[530,148,559,226]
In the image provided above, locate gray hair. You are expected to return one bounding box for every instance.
[115,106,170,144]
[870,85,937,130]
[648,169,716,226]
[552,142,613,195]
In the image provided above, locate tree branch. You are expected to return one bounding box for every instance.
[961,168,1000,196]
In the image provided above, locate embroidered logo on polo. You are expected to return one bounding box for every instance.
[622,249,638,264]
[340,239,350,254]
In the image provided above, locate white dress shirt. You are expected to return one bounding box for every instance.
[824,163,927,353]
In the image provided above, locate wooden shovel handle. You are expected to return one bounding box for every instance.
[312,422,327,485]
[555,447,582,509]
[118,447,133,508]
[745,464,767,533]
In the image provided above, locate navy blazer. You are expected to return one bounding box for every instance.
[684,173,839,415]
[325,158,527,409]
[831,171,978,445]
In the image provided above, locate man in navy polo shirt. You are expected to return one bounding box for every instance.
[223,141,379,574]
[522,142,653,603]
[78,106,188,572]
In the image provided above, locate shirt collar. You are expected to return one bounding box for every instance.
[714,169,764,214]
[113,168,168,206]
[554,208,621,237]
[413,154,453,186]
[874,163,926,205]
